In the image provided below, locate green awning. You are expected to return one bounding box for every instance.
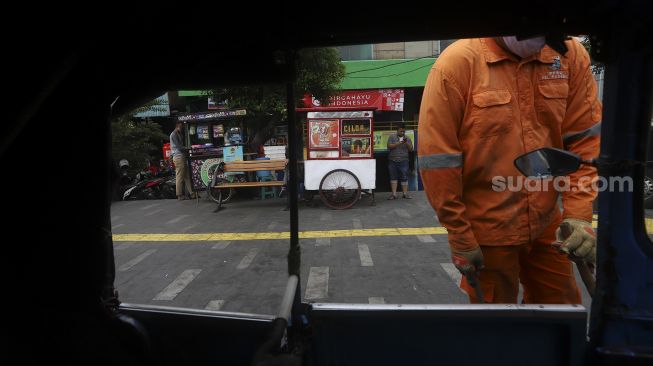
[340,58,436,90]
[177,58,436,96]
[179,90,208,97]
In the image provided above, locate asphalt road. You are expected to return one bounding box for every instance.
[111,191,593,315]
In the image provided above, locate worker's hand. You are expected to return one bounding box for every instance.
[452,247,484,278]
[555,218,596,265]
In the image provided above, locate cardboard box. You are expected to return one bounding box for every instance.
[266,153,286,160]
[264,146,286,153]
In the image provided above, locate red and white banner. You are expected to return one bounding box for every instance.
[302,89,404,111]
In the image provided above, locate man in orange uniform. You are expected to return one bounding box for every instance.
[418,36,601,303]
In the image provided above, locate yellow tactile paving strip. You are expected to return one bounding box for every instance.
[112,216,653,242]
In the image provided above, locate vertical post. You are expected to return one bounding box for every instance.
[284,51,304,338]
[285,50,300,278]
[104,102,118,304]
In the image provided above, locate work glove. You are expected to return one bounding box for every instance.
[452,246,484,278]
[555,218,596,266]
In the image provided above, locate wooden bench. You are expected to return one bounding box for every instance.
[212,159,287,210]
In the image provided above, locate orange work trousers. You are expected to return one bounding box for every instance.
[460,226,581,304]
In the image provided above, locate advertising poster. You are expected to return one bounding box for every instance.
[373,130,415,151]
[200,158,223,187]
[308,120,339,149]
[223,145,243,162]
[223,145,244,175]
[213,124,224,138]
[196,124,209,140]
[341,137,372,158]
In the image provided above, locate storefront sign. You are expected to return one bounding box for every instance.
[308,120,339,149]
[135,93,171,117]
[178,109,246,122]
[302,90,404,111]
[341,119,371,136]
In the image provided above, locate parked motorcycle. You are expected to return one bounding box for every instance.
[113,159,135,201]
[122,169,176,200]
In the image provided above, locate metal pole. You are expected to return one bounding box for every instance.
[286,50,301,278]
[277,275,299,321]
[285,49,304,349]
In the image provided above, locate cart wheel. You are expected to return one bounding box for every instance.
[319,169,361,210]
[208,176,234,204]
[208,187,234,204]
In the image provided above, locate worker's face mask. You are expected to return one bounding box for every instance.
[501,36,546,58]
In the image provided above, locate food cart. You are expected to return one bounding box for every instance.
[176,109,247,198]
[303,110,376,209]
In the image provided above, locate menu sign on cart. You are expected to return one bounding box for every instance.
[308,120,339,149]
[341,119,371,136]
[341,137,372,158]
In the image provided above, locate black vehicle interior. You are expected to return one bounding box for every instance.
[4,2,652,365]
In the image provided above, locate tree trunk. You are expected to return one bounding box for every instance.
[249,113,281,151]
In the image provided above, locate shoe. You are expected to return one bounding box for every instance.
[402,194,413,199]
[387,195,397,200]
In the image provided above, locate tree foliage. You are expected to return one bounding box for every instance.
[210,48,345,149]
[111,102,167,173]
